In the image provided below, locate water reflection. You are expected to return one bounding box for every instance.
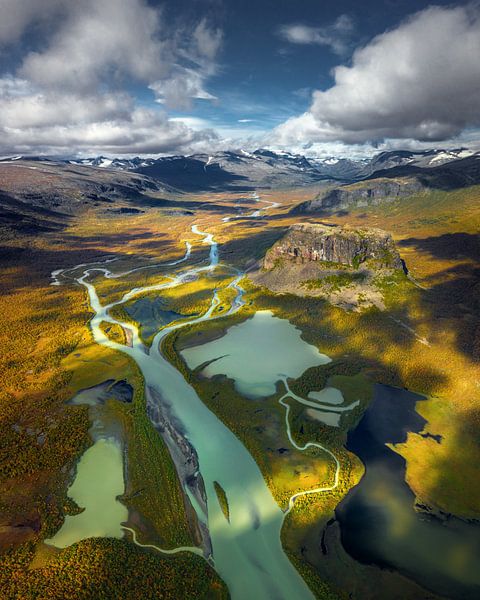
[45,436,127,549]
[336,384,480,599]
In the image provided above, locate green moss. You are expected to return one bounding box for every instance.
[371,271,413,306]
[351,254,362,269]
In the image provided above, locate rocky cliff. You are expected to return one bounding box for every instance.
[293,154,480,214]
[264,223,404,271]
[292,178,424,213]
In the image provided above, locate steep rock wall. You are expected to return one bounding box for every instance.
[264,223,403,270]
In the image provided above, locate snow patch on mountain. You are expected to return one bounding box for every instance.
[428,149,473,165]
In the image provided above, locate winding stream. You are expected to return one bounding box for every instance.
[278,378,342,514]
[52,195,480,599]
[59,223,328,600]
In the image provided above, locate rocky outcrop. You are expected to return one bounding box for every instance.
[293,178,424,213]
[146,386,212,557]
[264,223,403,271]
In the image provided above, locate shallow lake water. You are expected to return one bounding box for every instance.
[308,387,344,405]
[76,234,319,599]
[306,408,341,427]
[181,310,330,397]
[45,436,127,549]
[335,384,480,600]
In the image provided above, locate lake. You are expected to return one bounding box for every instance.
[181,310,330,397]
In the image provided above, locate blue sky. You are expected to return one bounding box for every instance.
[0,0,479,157]
[164,0,457,131]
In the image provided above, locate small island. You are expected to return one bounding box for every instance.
[213,481,230,522]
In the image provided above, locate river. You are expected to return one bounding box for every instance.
[66,223,320,600]
[50,192,480,600]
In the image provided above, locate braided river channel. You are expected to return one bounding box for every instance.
[49,222,345,600]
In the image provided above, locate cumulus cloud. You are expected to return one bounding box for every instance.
[0,77,132,129]
[0,105,218,156]
[278,14,354,55]
[0,0,222,155]
[150,67,218,109]
[274,5,480,146]
[150,18,222,109]
[19,0,169,91]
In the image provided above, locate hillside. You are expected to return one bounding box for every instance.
[0,152,479,600]
[4,148,478,196]
[293,155,480,213]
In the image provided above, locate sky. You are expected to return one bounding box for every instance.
[1,0,480,158]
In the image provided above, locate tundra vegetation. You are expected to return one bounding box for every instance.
[1,168,479,599]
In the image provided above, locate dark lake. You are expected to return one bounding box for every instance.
[335,384,480,600]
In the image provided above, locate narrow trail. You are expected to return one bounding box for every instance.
[389,316,430,346]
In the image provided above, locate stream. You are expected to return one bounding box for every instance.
[49,189,480,599]
[59,221,326,600]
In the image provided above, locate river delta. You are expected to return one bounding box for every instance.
[45,199,480,600]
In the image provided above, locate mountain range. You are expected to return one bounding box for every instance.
[2,148,478,193]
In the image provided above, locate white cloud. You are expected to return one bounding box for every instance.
[169,116,213,129]
[278,15,354,55]
[0,0,222,155]
[0,106,218,156]
[274,5,480,146]
[0,77,131,129]
[150,67,218,110]
[192,18,223,63]
[19,0,170,91]
[150,17,222,109]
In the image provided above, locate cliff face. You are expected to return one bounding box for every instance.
[264,223,403,271]
[292,178,424,213]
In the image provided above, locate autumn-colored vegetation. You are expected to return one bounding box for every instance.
[0,538,227,600]
[0,203,224,592]
[213,481,230,522]
[0,251,92,545]
[99,321,127,345]
[2,171,479,600]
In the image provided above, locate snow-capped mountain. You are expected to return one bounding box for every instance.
[3,147,478,192]
[130,149,331,191]
[67,156,158,170]
[310,148,477,180]
[368,148,475,171]
[310,156,371,180]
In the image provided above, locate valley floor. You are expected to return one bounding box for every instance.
[0,182,479,599]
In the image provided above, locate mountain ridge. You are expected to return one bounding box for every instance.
[2,148,479,194]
